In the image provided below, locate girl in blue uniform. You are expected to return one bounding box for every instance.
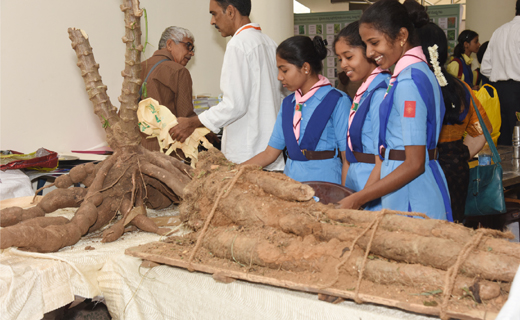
[244,36,350,184]
[338,0,452,221]
[334,21,391,210]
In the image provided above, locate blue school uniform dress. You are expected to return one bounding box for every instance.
[268,86,350,183]
[344,71,390,211]
[378,48,452,221]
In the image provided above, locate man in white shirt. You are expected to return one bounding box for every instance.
[480,0,520,145]
[170,0,285,170]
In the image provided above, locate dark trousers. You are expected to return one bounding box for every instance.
[493,80,520,146]
[437,139,470,223]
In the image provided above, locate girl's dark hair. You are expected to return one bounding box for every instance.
[417,22,468,125]
[277,35,328,74]
[333,21,366,53]
[453,29,478,58]
[359,0,428,47]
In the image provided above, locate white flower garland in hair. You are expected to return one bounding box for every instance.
[428,44,448,87]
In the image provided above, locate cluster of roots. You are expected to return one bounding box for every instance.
[167,148,520,319]
[0,146,191,252]
[0,1,195,253]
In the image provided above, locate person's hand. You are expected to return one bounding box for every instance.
[336,193,362,210]
[169,117,199,143]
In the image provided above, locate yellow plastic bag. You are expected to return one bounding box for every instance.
[474,84,501,146]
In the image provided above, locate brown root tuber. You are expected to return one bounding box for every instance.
[0,0,192,252]
[1,188,87,227]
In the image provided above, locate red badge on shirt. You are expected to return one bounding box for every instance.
[404,101,416,118]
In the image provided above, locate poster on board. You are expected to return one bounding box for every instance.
[294,11,363,87]
[426,4,462,56]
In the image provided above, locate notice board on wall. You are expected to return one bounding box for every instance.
[294,11,362,86]
[426,4,463,56]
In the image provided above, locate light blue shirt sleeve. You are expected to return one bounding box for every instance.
[393,79,428,146]
[268,106,285,150]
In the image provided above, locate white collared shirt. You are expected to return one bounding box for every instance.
[198,23,285,170]
[481,16,520,82]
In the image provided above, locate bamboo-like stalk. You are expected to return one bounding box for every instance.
[67,0,143,151]
[0,0,193,253]
[68,28,119,148]
[116,0,143,148]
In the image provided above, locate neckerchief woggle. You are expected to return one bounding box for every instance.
[378,46,452,221]
[293,75,331,143]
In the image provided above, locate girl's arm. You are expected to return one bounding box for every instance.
[338,145,425,209]
[463,82,493,159]
[242,146,283,168]
[464,134,486,159]
[363,155,382,188]
[341,151,349,186]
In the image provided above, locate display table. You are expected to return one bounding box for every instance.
[498,146,520,188]
[0,205,441,320]
[0,206,167,320]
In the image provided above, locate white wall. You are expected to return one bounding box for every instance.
[297,0,349,12]
[466,0,517,43]
[251,0,294,45]
[0,0,292,154]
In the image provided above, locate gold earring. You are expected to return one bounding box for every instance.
[400,41,404,47]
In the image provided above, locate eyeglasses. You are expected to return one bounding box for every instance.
[178,41,195,53]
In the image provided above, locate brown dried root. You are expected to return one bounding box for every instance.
[187,167,246,271]
[325,207,519,259]
[1,187,88,227]
[180,226,501,301]
[0,1,194,253]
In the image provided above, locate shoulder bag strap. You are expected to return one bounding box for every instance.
[468,87,500,164]
[139,58,170,99]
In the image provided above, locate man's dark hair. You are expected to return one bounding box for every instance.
[215,0,251,17]
[477,41,489,64]
[516,0,520,15]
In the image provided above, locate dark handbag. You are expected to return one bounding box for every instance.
[464,92,506,216]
